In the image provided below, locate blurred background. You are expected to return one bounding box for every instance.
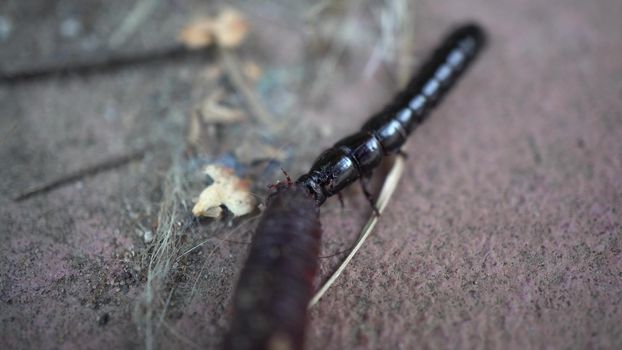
[1,0,621,349]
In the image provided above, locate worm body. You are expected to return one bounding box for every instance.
[297,24,486,205]
[224,185,321,350]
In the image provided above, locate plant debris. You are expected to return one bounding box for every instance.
[198,89,246,124]
[143,230,154,244]
[192,164,256,219]
[234,134,287,164]
[14,148,147,201]
[186,89,246,147]
[178,8,249,49]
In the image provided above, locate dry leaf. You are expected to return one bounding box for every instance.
[200,101,245,124]
[178,8,249,49]
[186,111,202,145]
[178,19,214,49]
[233,130,287,164]
[199,89,245,124]
[213,8,249,48]
[234,140,287,164]
[192,165,256,218]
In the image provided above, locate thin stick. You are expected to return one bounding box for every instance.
[108,0,161,48]
[309,155,405,307]
[14,148,147,201]
[0,45,203,83]
[220,49,276,127]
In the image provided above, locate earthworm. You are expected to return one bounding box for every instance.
[224,184,321,350]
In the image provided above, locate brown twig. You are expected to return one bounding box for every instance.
[0,46,212,84]
[14,148,148,201]
[108,0,161,48]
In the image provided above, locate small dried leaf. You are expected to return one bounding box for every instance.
[192,165,256,218]
[178,8,248,49]
[187,111,202,145]
[200,101,245,124]
[178,20,214,49]
[199,89,246,124]
[213,8,249,48]
[234,140,286,164]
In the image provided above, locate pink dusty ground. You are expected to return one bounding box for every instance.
[1,0,621,349]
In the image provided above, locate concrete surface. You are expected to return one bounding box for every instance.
[1,0,620,349]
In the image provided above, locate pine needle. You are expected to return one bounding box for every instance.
[309,155,405,307]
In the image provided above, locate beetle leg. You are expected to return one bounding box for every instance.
[337,192,345,209]
[360,175,380,216]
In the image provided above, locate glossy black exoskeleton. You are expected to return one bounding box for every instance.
[297,24,487,206]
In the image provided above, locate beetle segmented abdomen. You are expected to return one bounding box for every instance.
[361,114,409,153]
[402,23,485,117]
[334,131,383,175]
[296,23,486,205]
[308,148,359,196]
